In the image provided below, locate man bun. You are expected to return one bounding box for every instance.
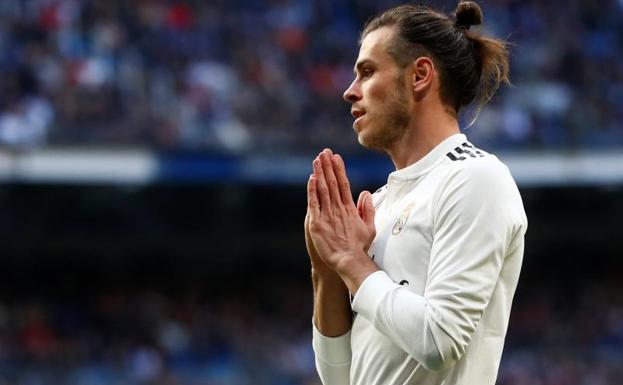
[454,1,483,29]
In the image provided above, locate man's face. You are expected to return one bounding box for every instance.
[343,26,412,152]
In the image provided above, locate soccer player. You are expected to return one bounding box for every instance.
[304,2,527,385]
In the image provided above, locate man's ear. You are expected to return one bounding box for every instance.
[411,56,435,93]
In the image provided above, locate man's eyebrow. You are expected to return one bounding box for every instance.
[354,59,374,75]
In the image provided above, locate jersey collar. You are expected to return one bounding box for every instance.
[388,133,466,182]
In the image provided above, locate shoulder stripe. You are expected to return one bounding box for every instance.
[462,142,484,156]
[446,142,485,162]
[446,152,466,161]
[455,146,477,158]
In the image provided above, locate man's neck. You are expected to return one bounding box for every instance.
[388,108,460,170]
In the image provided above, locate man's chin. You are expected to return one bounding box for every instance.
[357,131,385,152]
[354,125,368,146]
[357,134,368,147]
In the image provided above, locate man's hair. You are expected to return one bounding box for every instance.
[362,1,509,114]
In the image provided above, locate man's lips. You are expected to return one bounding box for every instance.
[352,110,366,129]
[352,110,366,128]
[351,109,366,119]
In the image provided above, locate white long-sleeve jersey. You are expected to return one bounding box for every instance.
[312,133,527,385]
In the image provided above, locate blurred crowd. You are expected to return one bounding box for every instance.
[0,276,317,385]
[1,0,622,153]
[498,276,623,385]
[0,273,621,385]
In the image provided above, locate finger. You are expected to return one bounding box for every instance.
[307,174,320,218]
[357,190,366,219]
[312,157,331,212]
[319,149,341,207]
[363,191,376,226]
[304,210,309,231]
[362,191,376,232]
[332,154,355,208]
[304,207,317,256]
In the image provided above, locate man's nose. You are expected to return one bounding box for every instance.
[342,80,361,104]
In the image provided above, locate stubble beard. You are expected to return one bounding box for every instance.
[357,74,411,153]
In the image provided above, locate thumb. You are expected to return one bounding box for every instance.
[357,190,368,219]
[360,191,375,227]
[365,192,376,225]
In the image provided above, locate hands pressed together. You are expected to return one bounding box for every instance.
[305,148,379,294]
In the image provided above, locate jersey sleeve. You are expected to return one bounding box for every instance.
[312,323,351,385]
[351,160,527,371]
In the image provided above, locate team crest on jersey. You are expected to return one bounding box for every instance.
[392,203,415,235]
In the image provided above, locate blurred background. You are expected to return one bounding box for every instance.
[0,0,622,384]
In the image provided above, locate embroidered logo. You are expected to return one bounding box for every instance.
[392,203,414,235]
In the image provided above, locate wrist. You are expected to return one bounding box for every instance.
[311,266,343,287]
[333,249,371,275]
[311,264,336,278]
[334,250,379,295]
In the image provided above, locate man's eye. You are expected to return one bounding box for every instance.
[362,68,374,77]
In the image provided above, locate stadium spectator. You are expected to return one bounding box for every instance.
[0,274,620,384]
[0,0,621,151]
